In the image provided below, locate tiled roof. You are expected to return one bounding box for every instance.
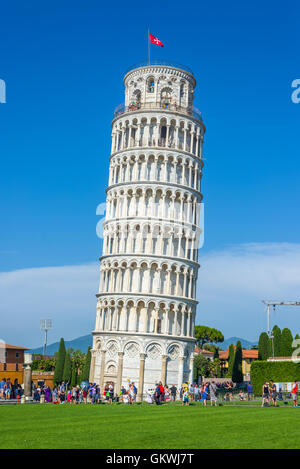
[4,344,29,350]
[219,349,258,359]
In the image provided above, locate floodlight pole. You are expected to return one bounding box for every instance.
[262,300,300,337]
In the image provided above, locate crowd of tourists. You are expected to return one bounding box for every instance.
[0,378,23,400]
[2,376,299,407]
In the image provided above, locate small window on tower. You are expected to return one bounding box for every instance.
[147,77,155,93]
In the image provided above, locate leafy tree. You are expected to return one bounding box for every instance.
[258,332,270,360]
[280,328,293,357]
[272,325,281,357]
[194,354,211,381]
[71,361,78,387]
[232,340,243,383]
[194,325,224,349]
[63,351,72,384]
[53,338,66,386]
[227,344,235,377]
[81,347,92,382]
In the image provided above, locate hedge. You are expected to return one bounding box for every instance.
[250,361,300,394]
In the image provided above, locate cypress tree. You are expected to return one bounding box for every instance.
[280,328,293,357]
[53,338,66,386]
[81,347,92,382]
[227,344,235,377]
[232,340,243,383]
[258,332,270,360]
[63,351,72,384]
[71,361,77,387]
[272,325,281,357]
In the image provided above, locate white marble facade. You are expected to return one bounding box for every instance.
[90,63,205,399]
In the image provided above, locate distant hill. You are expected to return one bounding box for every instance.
[29,334,257,355]
[29,334,93,355]
[217,337,257,351]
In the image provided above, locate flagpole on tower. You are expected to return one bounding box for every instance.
[148,29,150,65]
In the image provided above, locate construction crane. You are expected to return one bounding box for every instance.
[262,300,300,337]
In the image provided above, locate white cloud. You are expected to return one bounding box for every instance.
[197,243,300,340]
[1,243,300,348]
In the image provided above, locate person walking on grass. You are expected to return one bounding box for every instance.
[182,387,190,406]
[170,384,177,402]
[262,382,270,407]
[291,380,298,407]
[270,380,277,407]
[202,383,209,406]
[154,383,162,405]
[210,381,217,406]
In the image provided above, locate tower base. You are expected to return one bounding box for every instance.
[90,331,195,400]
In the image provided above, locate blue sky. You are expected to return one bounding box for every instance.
[1,0,300,347]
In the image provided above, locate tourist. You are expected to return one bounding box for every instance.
[170,384,177,402]
[291,380,298,407]
[247,382,253,401]
[164,385,170,402]
[4,380,11,400]
[129,384,135,404]
[158,381,164,402]
[194,384,199,402]
[154,383,162,405]
[202,383,209,406]
[44,385,51,403]
[59,382,65,403]
[270,380,277,407]
[122,391,129,404]
[0,378,5,399]
[210,381,218,406]
[262,381,270,407]
[182,387,189,406]
[239,390,246,401]
[189,382,194,401]
[146,388,154,404]
[108,384,114,404]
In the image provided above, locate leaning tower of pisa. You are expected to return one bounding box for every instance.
[89,61,205,399]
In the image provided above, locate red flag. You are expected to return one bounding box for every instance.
[149,33,164,47]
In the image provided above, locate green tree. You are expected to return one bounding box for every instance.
[194,325,224,349]
[53,338,66,386]
[194,354,211,381]
[227,344,235,377]
[63,351,72,384]
[232,340,243,383]
[280,328,293,357]
[272,325,281,357]
[81,347,92,382]
[71,361,78,387]
[258,332,270,360]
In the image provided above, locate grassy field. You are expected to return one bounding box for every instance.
[0,402,299,449]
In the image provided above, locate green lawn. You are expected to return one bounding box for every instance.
[0,402,299,449]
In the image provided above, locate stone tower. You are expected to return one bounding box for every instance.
[90,61,205,399]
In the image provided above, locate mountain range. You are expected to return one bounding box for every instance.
[29,334,257,355]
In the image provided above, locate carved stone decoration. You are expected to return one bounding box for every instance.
[168,344,180,360]
[124,342,140,358]
[147,343,162,360]
[106,341,118,358]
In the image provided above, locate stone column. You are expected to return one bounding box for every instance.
[137,353,146,402]
[189,355,195,384]
[89,350,96,383]
[116,352,124,396]
[99,350,107,390]
[178,355,186,389]
[161,355,168,386]
[24,365,32,400]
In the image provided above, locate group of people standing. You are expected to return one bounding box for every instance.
[0,378,23,400]
[262,380,298,407]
